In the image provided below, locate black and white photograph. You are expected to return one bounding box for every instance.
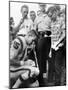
[9,1,66,89]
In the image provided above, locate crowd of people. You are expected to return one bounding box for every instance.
[9,3,66,88]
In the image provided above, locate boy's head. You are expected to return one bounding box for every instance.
[26,30,38,45]
[47,6,58,21]
[30,11,36,21]
[21,5,29,18]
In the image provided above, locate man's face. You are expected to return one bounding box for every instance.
[21,7,28,18]
[27,35,36,45]
[30,12,36,21]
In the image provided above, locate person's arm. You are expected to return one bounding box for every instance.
[12,18,25,35]
[10,59,21,66]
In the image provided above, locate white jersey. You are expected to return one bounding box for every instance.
[17,18,31,35]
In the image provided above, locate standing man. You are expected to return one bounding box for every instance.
[36,3,51,86]
[30,11,37,31]
[11,5,31,36]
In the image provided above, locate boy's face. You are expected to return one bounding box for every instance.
[27,35,36,45]
[21,7,28,18]
[30,12,36,21]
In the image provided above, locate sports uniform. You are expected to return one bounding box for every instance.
[10,34,39,88]
[51,15,66,85]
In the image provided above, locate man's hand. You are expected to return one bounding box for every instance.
[20,15,26,24]
[19,18,24,25]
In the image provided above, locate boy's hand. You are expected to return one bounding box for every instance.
[20,61,24,66]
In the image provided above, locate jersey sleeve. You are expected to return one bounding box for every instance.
[10,39,21,60]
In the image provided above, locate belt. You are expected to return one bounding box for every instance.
[38,31,51,37]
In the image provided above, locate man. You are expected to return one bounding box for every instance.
[36,3,51,86]
[10,30,39,88]
[30,11,37,30]
[11,5,32,36]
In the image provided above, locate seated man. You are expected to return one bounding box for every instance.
[10,30,39,88]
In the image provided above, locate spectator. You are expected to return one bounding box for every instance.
[30,11,37,30]
[36,3,51,87]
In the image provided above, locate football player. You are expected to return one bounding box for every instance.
[10,30,39,88]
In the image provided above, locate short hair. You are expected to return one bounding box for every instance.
[21,5,29,13]
[28,30,38,38]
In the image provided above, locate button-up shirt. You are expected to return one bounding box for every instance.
[36,13,51,32]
